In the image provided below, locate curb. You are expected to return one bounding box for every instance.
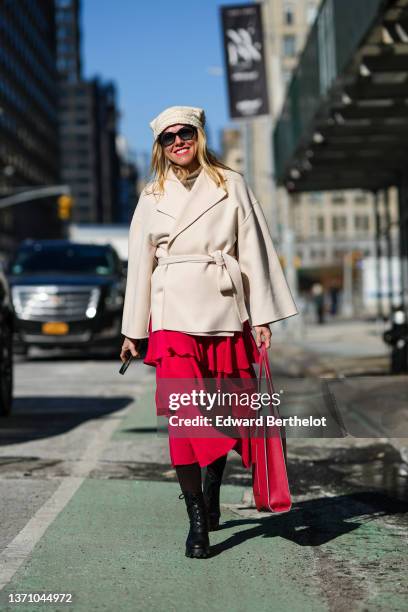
[265,341,408,468]
[269,341,390,378]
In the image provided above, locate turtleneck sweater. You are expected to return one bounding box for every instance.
[180,166,202,191]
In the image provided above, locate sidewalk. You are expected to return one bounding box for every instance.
[269,316,408,459]
[270,316,391,377]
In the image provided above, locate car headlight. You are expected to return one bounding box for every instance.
[393,309,406,325]
[85,287,101,318]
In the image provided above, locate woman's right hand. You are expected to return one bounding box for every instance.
[120,337,141,362]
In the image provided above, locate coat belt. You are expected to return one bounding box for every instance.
[157,250,249,323]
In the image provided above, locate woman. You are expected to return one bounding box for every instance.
[120,105,298,559]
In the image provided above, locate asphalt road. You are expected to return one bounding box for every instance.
[0,351,407,611]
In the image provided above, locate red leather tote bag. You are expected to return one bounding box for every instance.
[251,344,292,513]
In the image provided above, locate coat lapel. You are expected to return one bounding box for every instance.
[154,168,183,219]
[158,166,227,247]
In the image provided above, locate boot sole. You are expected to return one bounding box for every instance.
[185,547,210,559]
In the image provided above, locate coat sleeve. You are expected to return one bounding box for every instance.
[121,194,156,339]
[237,197,299,327]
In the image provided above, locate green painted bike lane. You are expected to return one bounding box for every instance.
[1,386,407,611]
[1,476,325,612]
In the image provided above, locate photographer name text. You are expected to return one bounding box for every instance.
[168,415,327,427]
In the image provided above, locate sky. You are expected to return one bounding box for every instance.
[81,0,249,161]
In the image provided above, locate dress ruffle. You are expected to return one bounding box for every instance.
[143,320,260,373]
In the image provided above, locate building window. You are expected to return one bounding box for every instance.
[332,216,347,234]
[333,249,345,260]
[332,191,346,204]
[283,35,296,58]
[311,216,325,235]
[354,192,368,204]
[310,249,326,260]
[309,191,323,203]
[284,3,295,25]
[354,215,370,232]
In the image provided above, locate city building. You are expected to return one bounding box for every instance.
[55,0,81,83]
[220,128,244,174]
[246,0,321,238]
[116,135,139,225]
[0,0,60,257]
[56,0,121,223]
[247,0,398,314]
[59,78,121,223]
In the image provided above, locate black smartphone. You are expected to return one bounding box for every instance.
[118,340,147,374]
[119,350,133,375]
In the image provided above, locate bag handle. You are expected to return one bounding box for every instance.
[258,343,288,461]
[257,343,275,403]
[258,344,274,391]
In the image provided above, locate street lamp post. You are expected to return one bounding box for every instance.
[0,185,74,260]
[0,185,71,209]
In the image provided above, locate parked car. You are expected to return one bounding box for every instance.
[383,305,408,374]
[0,266,14,415]
[7,239,126,356]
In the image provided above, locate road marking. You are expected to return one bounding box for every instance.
[0,383,147,591]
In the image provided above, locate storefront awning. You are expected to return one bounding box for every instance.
[273,0,408,193]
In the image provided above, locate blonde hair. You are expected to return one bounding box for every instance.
[144,126,236,198]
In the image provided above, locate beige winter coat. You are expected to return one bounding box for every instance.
[121,166,298,339]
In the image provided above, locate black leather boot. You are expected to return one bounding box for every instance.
[203,471,222,531]
[179,491,210,558]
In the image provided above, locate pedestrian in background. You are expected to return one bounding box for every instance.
[120,105,298,558]
[329,284,340,316]
[311,281,325,324]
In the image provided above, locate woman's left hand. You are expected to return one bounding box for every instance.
[253,324,272,349]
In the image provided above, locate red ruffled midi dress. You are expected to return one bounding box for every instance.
[143,319,261,468]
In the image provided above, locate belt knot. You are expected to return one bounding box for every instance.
[212,250,225,266]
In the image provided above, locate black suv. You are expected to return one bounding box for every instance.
[0,266,13,415]
[8,239,125,355]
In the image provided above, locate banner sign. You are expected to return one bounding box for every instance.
[220,3,270,119]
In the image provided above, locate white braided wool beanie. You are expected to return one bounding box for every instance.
[149,105,206,141]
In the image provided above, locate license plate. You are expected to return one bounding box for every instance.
[42,322,69,335]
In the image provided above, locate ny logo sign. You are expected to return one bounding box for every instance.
[226,28,262,65]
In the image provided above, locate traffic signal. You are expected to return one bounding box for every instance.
[57,195,73,220]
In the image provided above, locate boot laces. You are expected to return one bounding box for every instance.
[179,492,206,525]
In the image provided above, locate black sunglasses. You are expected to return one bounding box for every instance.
[159,125,197,148]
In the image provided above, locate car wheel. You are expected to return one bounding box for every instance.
[0,325,13,416]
